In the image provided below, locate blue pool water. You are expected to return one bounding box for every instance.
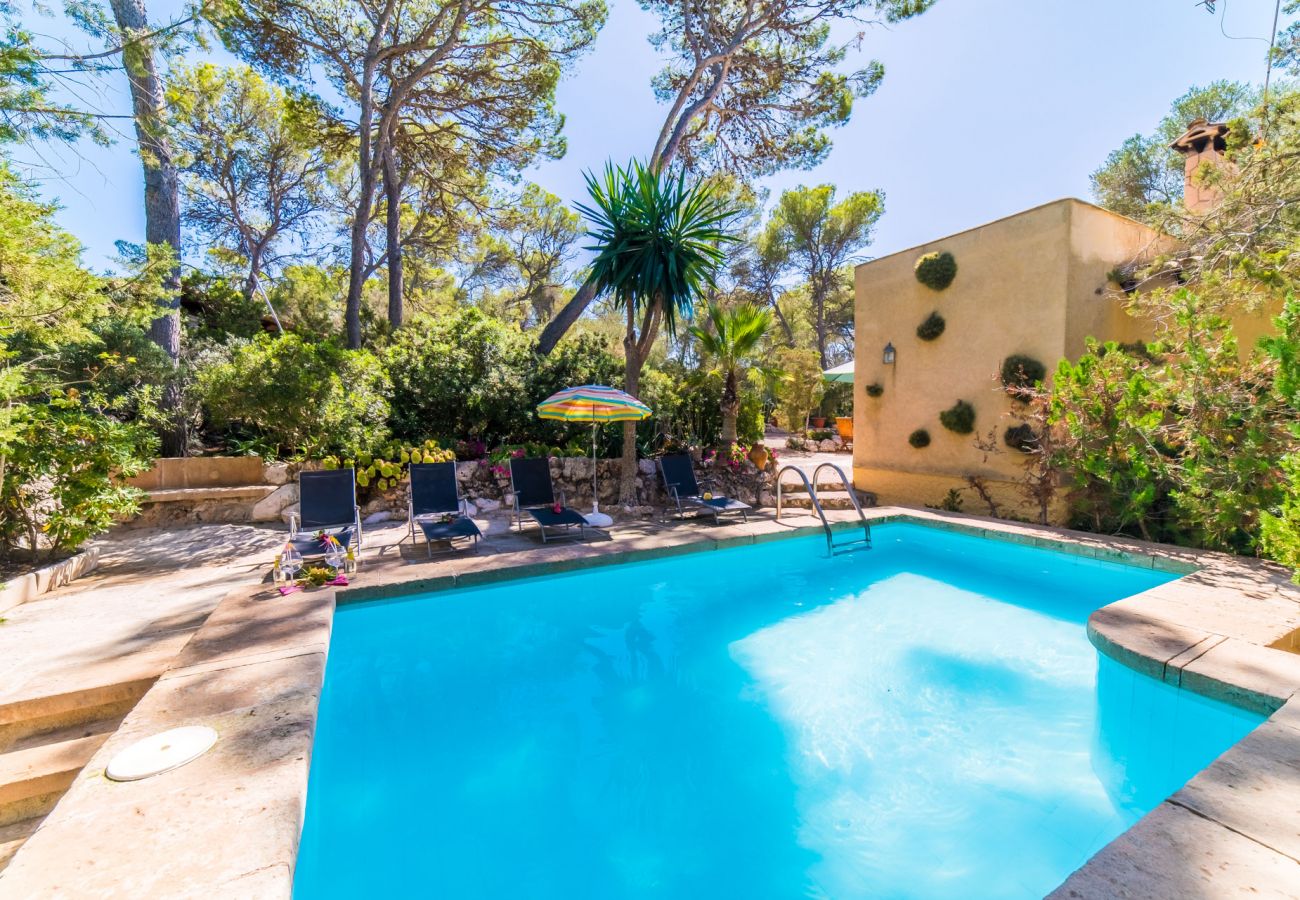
[294,523,1262,899]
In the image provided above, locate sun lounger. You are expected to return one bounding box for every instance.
[510,457,588,543]
[659,453,751,523]
[408,462,480,555]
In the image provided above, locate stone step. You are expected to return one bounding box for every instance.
[0,731,111,827]
[0,816,41,873]
[775,480,851,494]
[142,485,275,504]
[0,677,154,753]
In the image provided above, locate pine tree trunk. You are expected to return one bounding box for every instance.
[109,0,184,456]
[536,280,596,356]
[382,144,403,329]
[345,75,378,349]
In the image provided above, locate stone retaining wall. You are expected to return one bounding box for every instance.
[124,455,784,528]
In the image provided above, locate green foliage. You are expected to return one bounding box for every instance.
[764,184,882,364]
[938,400,975,434]
[865,382,884,397]
[1089,81,1259,222]
[690,301,773,443]
[197,334,391,459]
[0,163,167,559]
[916,311,946,341]
[914,251,957,290]
[580,159,739,338]
[1261,455,1300,578]
[642,0,933,176]
[384,308,620,447]
[1004,424,1038,453]
[774,346,825,432]
[1048,341,1167,538]
[1000,354,1047,397]
[0,392,156,560]
[933,488,964,512]
[181,273,267,344]
[166,63,334,294]
[908,428,930,448]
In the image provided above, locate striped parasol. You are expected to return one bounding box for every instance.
[537,385,652,524]
[536,385,651,422]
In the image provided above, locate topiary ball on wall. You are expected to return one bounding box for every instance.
[916,311,946,341]
[1004,423,1038,453]
[908,428,931,448]
[1000,354,1047,398]
[938,400,976,434]
[914,251,957,291]
[866,383,884,397]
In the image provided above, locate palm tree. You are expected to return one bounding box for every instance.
[689,302,773,445]
[579,160,738,506]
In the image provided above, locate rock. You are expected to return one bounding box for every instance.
[251,483,298,522]
[818,439,839,453]
[638,459,656,476]
[280,502,300,525]
[363,510,392,525]
[476,497,502,512]
[263,462,291,486]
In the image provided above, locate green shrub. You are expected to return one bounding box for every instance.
[914,251,957,290]
[1004,423,1038,453]
[908,428,931,448]
[197,333,391,459]
[808,429,835,441]
[938,400,976,434]
[865,382,884,397]
[916,311,946,341]
[385,310,620,448]
[0,393,157,559]
[1000,354,1047,396]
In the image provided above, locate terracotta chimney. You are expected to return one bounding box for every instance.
[1170,119,1230,214]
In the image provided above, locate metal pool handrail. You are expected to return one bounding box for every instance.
[775,463,871,555]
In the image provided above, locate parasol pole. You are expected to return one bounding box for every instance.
[591,408,599,515]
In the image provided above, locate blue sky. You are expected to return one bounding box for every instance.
[15,0,1284,270]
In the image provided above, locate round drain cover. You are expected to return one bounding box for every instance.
[106,725,218,782]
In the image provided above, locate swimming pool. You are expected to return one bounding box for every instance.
[293,522,1263,899]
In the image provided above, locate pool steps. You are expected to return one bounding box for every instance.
[0,679,148,872]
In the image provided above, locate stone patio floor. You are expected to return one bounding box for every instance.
[0,507,1297,898]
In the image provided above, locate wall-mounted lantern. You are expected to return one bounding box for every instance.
[883,342,896,365]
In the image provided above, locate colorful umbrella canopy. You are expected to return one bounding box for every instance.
[536,385,651,422]
[536,385,652,524]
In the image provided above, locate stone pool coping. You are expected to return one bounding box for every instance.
[1,507,1297,898]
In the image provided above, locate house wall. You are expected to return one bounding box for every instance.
[851,196,1284,523]
[852,200,1079,518]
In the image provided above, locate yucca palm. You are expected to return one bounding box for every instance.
[578,160,738,504]
[690,302,773,444]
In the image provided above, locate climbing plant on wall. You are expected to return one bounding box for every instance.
[865,382,884,397]
[914,251,957,290]
[916,311,946,341]
[938,400,976,434]
[1000,354,1047,398]
[908,428,931,448]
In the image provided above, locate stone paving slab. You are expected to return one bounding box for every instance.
[1169,720,1300,862]
[1047,801,1300,899]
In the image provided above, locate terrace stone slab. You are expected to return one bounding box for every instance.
[1176,636,1300,715]
[1169,720,1300,861]
[1047,801,1300,899]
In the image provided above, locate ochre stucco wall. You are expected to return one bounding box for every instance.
[853,200,1089,518]
[850,198,1200,522]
